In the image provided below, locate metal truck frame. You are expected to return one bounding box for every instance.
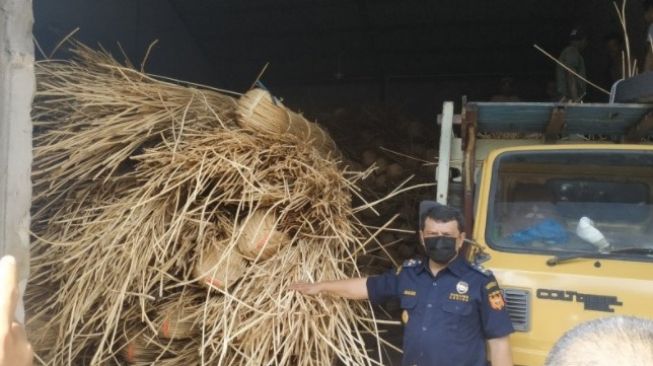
[437,100,653,365]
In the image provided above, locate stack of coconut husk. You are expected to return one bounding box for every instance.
[316,107,437,267]
[27,44,392,365]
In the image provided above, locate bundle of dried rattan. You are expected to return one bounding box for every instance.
[27,43,391,366]
[236,88,339,157]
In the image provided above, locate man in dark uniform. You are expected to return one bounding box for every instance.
[290,202,514,366]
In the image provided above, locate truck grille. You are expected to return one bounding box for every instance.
[503,288,530,332]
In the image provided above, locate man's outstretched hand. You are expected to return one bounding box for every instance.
[289,278,369,300]
[289,282,323,296]
[0,256,33,366]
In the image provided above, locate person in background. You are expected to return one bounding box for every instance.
[556,28,588,102]
[543,80,561,102]
[290,202,514,366]
[0,255,33,366]
[490,77,521,102]
[545,316,653,366]
[603,32,625,85]
[644,0,653,72]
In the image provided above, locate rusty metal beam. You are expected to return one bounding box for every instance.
[461,104,478,151]
[544,106,565,142]
[463,124,476,238]
[625,111,653,142]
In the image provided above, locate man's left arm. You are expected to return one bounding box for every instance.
[479,275,514,366]
[488,336,512,366]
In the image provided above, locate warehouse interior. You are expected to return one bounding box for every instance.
[32,0,652,216]
[34,0,650,120]
[8,0,651,365]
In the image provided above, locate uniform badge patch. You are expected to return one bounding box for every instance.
[456,281,469,294]
[488,290,506,311]
[401,310,409,324]
[403,289,417,296]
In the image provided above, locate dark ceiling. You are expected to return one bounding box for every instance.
[33,0,650,120]
[168,0,585,89]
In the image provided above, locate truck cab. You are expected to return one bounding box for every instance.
[438,101,653,365]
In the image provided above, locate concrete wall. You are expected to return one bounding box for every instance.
[33,0,220,86]
[0,0,35,323]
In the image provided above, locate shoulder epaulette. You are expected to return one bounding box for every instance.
[470,262,492,277]
[395,259,422,275]
[402,258,422,268]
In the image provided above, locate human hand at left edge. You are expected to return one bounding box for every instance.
[0,255,33,366]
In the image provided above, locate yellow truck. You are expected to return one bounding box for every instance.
[437,100,653,365]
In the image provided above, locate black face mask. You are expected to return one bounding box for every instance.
[424,236,458,264]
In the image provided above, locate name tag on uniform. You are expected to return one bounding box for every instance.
[403,290,417,296]
[449,293,470,302]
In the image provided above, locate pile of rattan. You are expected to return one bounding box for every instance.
[316,107,437,266]
[26,44,392,365]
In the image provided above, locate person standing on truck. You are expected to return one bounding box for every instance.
[290,202,515,366]
[556,27,588,102]
[490,77,521,102]
[603,31,625,85]
[644,0,653,72]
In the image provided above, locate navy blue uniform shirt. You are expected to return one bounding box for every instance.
[366,255,514,366]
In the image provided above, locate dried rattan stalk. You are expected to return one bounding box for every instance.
[235,209,289,260]
[27,43,399,366]
[236,88,338,157]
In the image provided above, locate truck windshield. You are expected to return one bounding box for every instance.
[486,150,653,261]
